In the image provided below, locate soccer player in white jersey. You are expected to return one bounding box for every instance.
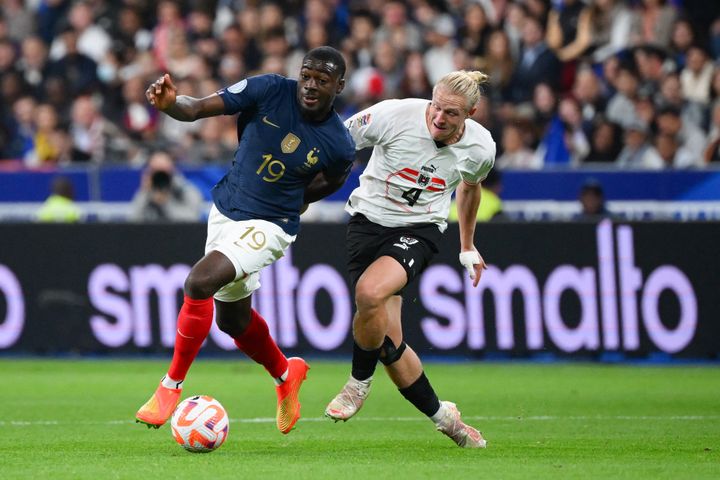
[325,71,495,448]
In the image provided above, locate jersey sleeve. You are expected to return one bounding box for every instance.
[324,126,356,178]
[217,74,282,115]
[459,141,496,185]
[344,100,397,150]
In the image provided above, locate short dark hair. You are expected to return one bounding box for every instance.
[351,10,378,28]
[52,176,75,199]
[581,178,604,196]
[617,62,639,78]
[303,46,346,79]
[688,42,711,58]
[657,105,681,117]
[637,44,668,61]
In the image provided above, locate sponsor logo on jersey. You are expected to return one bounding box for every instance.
[281,133,301,153]
[262,116,280,128]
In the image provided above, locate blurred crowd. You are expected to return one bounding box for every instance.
[2,0,720,170]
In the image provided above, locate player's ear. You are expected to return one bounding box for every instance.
[336,78,345,94]
[468,106,477,117]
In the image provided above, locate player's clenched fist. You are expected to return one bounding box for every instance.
[146,73,177,111]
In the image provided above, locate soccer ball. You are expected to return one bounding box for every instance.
[170,395,229,453]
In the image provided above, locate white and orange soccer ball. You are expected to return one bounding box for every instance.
[170,395,229,453]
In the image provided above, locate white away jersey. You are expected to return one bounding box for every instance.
[345,98,496,232]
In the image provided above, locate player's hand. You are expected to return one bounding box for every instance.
[459,248,486,287]
[146,73,177,111]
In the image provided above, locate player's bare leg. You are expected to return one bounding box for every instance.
[352,256,406,348]
[325,257,406,421]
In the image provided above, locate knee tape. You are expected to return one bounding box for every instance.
[379,335,407,366]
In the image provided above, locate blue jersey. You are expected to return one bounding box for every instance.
[212,74,355,235]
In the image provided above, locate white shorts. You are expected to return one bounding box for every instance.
[206,205,296,302]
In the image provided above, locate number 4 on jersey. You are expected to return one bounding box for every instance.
[401,188,422,206]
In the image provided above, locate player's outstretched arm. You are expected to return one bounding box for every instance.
[456,180,487,287]
[303,170,350,205]
[146,73,225,121]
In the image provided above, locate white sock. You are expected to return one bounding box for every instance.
[162,374,183,389]
[273,368,288,386]
[430,402,447,425]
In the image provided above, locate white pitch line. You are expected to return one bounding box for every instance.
[1,415,719,427]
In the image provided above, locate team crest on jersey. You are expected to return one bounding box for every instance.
[305,147,320,167]
[281,133,301,153]
[392,167,447,193]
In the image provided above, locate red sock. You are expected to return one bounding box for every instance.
[234,309,288,378]
[167,295,214,381]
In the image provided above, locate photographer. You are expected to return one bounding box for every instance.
[129,151,205,222]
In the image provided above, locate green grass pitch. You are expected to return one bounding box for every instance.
[0,359,718,479]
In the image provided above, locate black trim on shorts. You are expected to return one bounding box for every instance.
[346,214,443,295]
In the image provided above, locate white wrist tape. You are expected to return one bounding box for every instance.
[459,251,481,279]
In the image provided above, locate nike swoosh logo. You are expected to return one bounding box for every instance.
[263,116,280,128]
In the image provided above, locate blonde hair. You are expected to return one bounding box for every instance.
[434,71,490,110]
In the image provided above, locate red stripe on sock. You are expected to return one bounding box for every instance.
[167,295,214,381]
[233,309,288,378]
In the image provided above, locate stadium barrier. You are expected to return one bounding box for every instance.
[2,166,720,221]
[0,221,717,360]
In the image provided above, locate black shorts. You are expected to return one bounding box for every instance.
[346,214,443,294]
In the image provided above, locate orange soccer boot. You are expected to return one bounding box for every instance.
[135,382,182,429]
[275,357,310,434]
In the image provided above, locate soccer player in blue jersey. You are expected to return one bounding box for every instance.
[136,47,355,435]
